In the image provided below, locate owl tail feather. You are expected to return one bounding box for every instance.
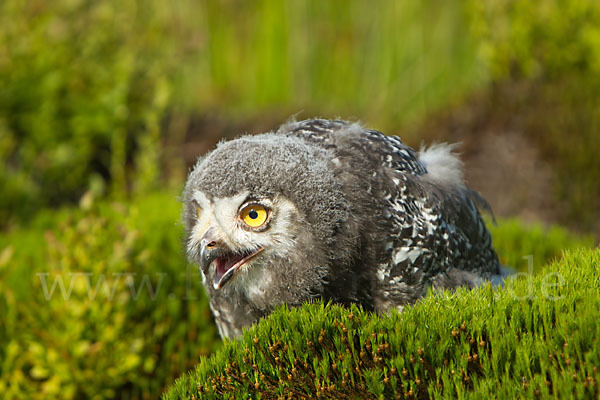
[465,187,497,224]
[418,143,496,223]
[418,143,464,189]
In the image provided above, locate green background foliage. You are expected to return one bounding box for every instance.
[466,0,600,228]
[0,0,174,226]
[467,0,600,80]
[1,0,598,398]
[488,218,594,272]
[1,0,487,229]
[0,193,220,399]
[2,0,599,228]
[172,0,485,126]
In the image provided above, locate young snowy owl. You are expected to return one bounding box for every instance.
[182,119,501,339]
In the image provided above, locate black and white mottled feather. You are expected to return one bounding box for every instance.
[182,119,501,339]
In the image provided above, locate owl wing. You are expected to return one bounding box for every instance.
[282,119,499,309]
[372,140,501,308]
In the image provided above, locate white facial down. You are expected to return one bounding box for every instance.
[186,189,303,293]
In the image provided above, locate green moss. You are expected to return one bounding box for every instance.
[165,248,600,399]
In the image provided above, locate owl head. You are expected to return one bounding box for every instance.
[182,133,357,308]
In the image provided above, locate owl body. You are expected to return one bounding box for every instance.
[183,119,500,339]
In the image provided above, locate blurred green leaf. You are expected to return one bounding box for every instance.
[0,192,220,400]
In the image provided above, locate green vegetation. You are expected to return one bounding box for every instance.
[2,0,598,228]
[0,0,177,227]
[1,0,599,398]
[467,0,600,80]
[466,0,600,228]
[488,218,594,272]
[165,247,600,399]
[0,0,486,228]
[0,191,592,398]
[171,0,484,126]
[0,192,220,399]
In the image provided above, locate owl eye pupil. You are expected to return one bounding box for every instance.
[240,204,269,228]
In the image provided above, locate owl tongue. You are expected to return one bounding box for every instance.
[213,247,264,289]
[214,254,245,285]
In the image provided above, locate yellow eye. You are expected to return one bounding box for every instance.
[195,203,202,219]
[240,204,269,228]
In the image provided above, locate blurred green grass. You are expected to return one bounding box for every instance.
[2,0,598,230]
[0,0,488,229]
[487,218,594,272]
[171,0,486,128]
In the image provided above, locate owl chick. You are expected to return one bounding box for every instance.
[182,119,501,339]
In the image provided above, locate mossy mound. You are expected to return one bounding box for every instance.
[165,248,600,399]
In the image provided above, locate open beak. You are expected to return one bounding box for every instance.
[198,229,264,290]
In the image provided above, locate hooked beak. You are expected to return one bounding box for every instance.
[197,228,264,290]
[198,228,222,275]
